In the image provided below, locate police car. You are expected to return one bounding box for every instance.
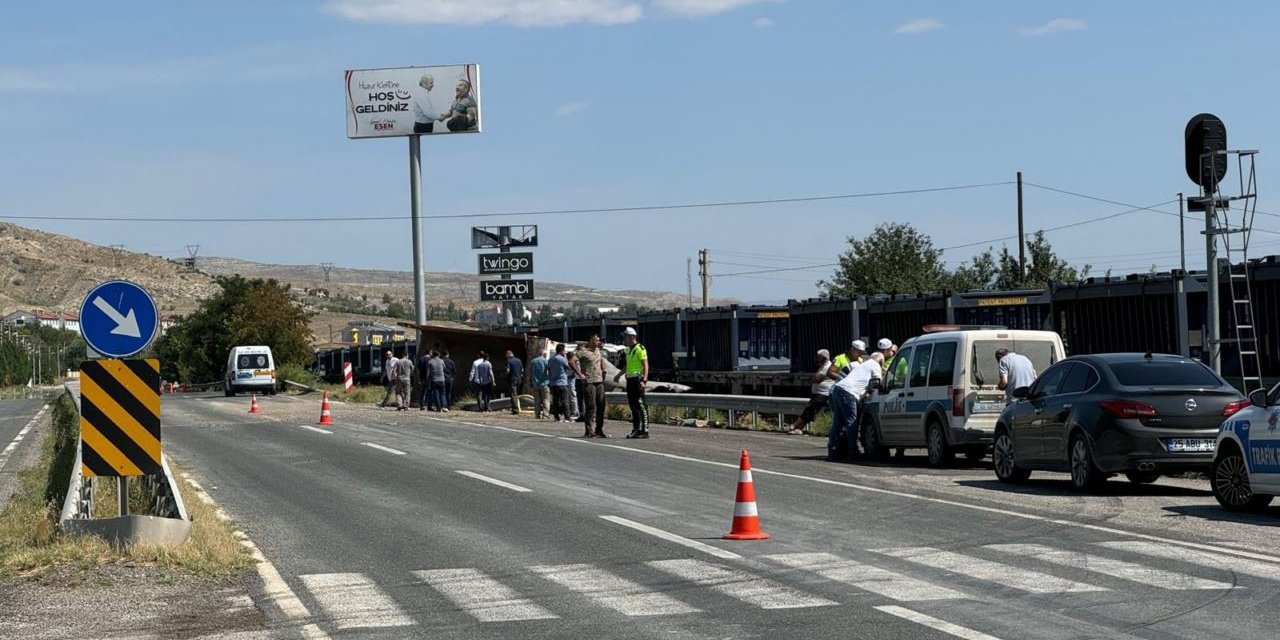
[1212,383,1280,512]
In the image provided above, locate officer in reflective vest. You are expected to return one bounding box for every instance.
[614,327,650,439]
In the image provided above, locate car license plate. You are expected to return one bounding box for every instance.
[973,401,1005,413]
[1166,438,1216,453]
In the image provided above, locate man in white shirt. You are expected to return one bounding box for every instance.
[788,349,833,435]
[413,75,439,134]
[828,352,883,461]
[380,350,397,408]
[996,349,1037,402]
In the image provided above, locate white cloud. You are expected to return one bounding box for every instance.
[324,0,644,26]
[752,16,773,28]
[324,0,780,26]
[1019,17,1087,37]
[892,17,942,35]
[652,0,779,17]
[556,101,589,115]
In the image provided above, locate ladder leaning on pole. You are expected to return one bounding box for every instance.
[1207,149,1262,393]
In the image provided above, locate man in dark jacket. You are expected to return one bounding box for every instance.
[505,350,524,415]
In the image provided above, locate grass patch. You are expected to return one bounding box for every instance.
[0,393,253,581]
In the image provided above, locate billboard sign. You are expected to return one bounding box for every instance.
[480,279,535,301]
[346,64,481,139]
[478,252,534,275]
[471,225,538,249]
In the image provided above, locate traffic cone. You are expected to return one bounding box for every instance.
[723,449,770,540]
[248,393,261,414]
[317,391,334,426]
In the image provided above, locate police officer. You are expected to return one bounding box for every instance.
[614,327,650,439]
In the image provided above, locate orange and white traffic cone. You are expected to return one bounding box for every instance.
[723,449,770,540]
[248,393,261,414]
[317,391,334,426]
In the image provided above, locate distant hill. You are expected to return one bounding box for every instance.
[0,224,731,343]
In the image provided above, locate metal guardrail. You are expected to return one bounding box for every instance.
[604,392,808,428]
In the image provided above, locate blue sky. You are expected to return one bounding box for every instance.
[2,1,1280,305]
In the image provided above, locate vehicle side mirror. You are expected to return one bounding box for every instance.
[1249,388,1267,407]
[877,380,888,394]
[1011,386,1030,400]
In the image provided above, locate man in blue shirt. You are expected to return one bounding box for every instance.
[529,350,550,419]
[548,343,571,423]
[505,350,524,415]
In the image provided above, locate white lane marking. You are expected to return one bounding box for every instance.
[875,547,1105,594]
[296,424,333,435]
[414,568,558,622]
[875,605,1005,640]
[363,442,407,456]
[529,563,699,617]
[299,573,415,629]
[456,470,531,493]
[987,543,1237,590]
[550,430,1280,567]
[181,470,329,638]
[599,515,741,560]
[0,412,42,471]
[647,558,836,610]
[1097,541,1280,581]
[764,552,965,601]
[445,418,555,437]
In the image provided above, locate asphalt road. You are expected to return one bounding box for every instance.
[0,398,49,505]
[163,393,1280,640]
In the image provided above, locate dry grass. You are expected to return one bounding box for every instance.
[0,393,253,581]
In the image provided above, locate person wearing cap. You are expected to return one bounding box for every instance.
[877,338,906,459]
[827,348,882,461]
[787,349,833,435]
[614,327,650,439]
[832,339,867,373]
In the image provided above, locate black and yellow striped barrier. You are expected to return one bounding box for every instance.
[80,358,162,477]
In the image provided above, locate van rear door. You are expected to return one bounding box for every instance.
[969,338,1058,410]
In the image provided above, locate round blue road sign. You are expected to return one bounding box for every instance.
[79,280,160,358]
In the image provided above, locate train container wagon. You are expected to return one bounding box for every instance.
[951,290,1052,330]
[788,297,864,374]
[637,309,681,372]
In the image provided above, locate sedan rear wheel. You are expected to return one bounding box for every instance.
[1212,449,1274,512]
[1069,435,1107,493]
[993,430,1031,484]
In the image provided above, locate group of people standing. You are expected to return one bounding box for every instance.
[526,328,651,439]
[787,338,901,462]
[380,349,458,412]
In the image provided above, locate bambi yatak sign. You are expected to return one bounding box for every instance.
[477,252,534,276]
[480,280,535,302]
[345,64,481,139]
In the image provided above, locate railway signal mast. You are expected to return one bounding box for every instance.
[1185,113,1261,391]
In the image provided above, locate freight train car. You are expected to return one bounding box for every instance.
[537,316,638,345]
[1049,272,1207,359]
[863,293,950,349]
[951,290,1051,330]
[683,305,790,373]
[788,297,862,374]
[637,309,681,373]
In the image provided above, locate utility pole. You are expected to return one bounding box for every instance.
[1016,171,1026,281]
[686,257,693,307]
[1178,193,1186,273]
[1206,193,1220,373]
[697,249,709,309]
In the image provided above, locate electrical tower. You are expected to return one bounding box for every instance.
[184,244,200,272]
[320,262,334,282]
[109,245,125,270]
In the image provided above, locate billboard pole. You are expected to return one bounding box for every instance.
[409,135,427,342]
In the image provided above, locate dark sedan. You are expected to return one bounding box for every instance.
[992,353,1248,492]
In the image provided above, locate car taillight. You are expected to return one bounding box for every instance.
[951,387,965,417]
[1099,400,1158,418]
[1222,399,1250,417]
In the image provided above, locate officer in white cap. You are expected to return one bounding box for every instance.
[876,337,905,459]
[614,327,650,438]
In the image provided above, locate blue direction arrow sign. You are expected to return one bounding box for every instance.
[79,280,160,358]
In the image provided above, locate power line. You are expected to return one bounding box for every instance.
[0,181,1014,224]
[939,198,1180,252]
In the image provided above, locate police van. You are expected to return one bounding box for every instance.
[863,327,1065,467]
[225,346,277,397]
[1212,383,1280,512]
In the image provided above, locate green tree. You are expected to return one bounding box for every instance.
[992,232,1090,290]
[820,222,949,297]
[949,249,1000,291]
[155,276,314,383]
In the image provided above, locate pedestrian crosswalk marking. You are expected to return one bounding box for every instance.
[414,568,559,622]
[529,563,700,616]
[646,559,837,609]
[874,547,1106,594]
[875,605,1006,640]
[297,573,414,630]
[1096,541,1280,581]
[764,552,966,602]
[986,544,1238,590]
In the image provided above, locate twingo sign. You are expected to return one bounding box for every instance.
[480,279,535,301]
[477,252,534,275]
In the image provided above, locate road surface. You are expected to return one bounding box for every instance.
[163,392,1280,640]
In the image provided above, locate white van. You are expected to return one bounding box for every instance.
[863,328,1065,467]
[225,346,276,397]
